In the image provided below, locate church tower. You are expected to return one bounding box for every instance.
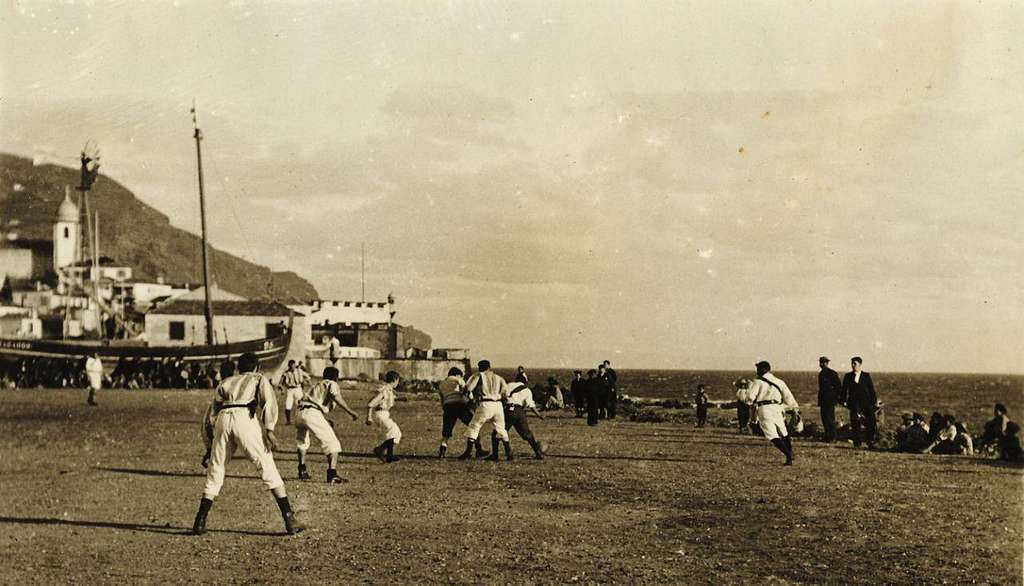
[53,191,80,275]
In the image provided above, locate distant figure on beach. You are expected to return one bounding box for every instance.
[596,363,611,419]
[976,403,1023,461]
[585,369,601,426]
[817,356,841,442]
[327,335,342,367]
[895,411,930,453]
[571,370,586,418]
[841,357,878,449]
[544,377,564,410]
[733,378,752,433]
[515,365,529,385]
[695,384,709,428]
[602,360,618,419]
[924,414,973,455]
[85,352,103,407]
[746,361,798,465]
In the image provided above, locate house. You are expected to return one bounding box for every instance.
[145,298,294,346]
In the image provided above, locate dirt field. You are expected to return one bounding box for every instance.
[0,388,1021,584]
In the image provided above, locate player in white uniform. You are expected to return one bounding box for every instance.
[495,380,546,460]
[456,360,512,461]
[84,352,103,406]
[295,366,360,483]
[366,371,402,463]
[279,360,309,425]
[742,361,799,465]
[190,352,303,535]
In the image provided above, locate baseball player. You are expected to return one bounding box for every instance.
[437,367,488,459]
[278,360,309,425]
[742,361,799,465]
[190,352,303,535]
[456,359,512,461]
[84,352,103,406]
[295,366,360,483]
[492,379,546,460]
[366,371,402,463]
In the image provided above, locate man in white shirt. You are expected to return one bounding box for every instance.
[456,360,511,460]
[84,352,103,406]
[493,379,546,460]
[294,366,359,483]
[742,361,799,465]
[191,352,303,535]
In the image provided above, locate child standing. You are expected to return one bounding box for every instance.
[695,384,709,428]
[367,371,402,463]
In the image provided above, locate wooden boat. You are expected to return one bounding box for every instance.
[0,328,291,371]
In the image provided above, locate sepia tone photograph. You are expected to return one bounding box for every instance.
[0,1,1021,583]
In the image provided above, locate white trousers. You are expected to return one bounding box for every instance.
[373,410,402,444]
[283,387,303,410]
[756,404,789,440]
[203,410,284,499]
[294,408,342,454]
[465,401,509,442]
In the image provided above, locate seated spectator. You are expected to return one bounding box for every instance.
[925,414,966,455]
[1001,421,1023,462]
[928,412,945,444]
[977,403,1010,450]
[913,412,929,434]
[953,419,974,455]
[895,412,913,451]
[544,378,565,411]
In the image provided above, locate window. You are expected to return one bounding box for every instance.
[63,227,70,238]
[169,321,185,340]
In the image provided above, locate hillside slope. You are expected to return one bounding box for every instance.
[0,153,318,301]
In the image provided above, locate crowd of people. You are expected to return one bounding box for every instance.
[0,355,236,391]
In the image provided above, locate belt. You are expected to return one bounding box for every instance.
[480,398,501,402]
[299,403,326,414]
[215,400,258,417]
[755,400,780,407]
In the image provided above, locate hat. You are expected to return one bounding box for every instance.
[900,411,913,421]
[819,356,830,363]
[733,377,750,388]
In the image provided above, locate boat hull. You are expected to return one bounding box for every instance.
[0,332,291,373]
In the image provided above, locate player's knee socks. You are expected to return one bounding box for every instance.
[458,439,474,459]
[502,440,513,460]
[527,436,542,456]
[770,438,787,455]
[285,409,291,424]
[192,497,213,535]
[385,439,395,459]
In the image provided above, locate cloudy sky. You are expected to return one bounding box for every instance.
[1,1,1021,373]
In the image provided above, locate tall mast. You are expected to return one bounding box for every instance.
[361,242,366,302]
[192,102,215,345]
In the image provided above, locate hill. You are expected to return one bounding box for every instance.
[0,153,318,301]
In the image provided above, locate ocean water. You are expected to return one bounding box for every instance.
[495,368,1024,433]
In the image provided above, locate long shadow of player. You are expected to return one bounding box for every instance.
[548,453,702,464]
[0,516,282,536]
[95,466,252,480]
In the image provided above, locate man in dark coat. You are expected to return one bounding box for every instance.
[817,356,842,442]
[602,360,618,419]
[570,370,586,417]
[842,356,878,448]
[584,369,601,426]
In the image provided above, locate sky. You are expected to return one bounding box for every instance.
[1,1,1021,373]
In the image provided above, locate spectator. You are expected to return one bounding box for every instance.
[925,414,967,455]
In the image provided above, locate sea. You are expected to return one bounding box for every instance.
[494,368,1024,432]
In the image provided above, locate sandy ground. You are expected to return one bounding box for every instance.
[0,388,1021,584]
